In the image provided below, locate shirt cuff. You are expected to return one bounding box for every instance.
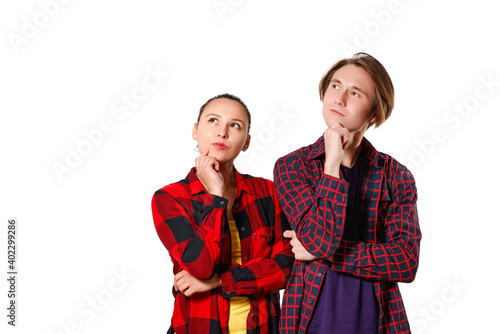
[203,194,229,208]
[316,174,349,199]
[220,270,236,298]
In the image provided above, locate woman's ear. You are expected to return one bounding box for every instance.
[242,134,251,151]
[192,123,198,140]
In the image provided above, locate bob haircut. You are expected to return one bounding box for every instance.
[319,52,394,128]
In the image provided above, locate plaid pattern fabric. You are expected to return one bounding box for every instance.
[152,167,294,334]
[274,136,422,334]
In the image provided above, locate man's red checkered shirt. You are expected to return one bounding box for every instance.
[152,167,294,334]
[274,136,422,334]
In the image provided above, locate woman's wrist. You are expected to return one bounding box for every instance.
[211,274,222,290]
[198,174,224,196]
[208,186,224,197]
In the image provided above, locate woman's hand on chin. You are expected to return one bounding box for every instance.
[195,150,224,196]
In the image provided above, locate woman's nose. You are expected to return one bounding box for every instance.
[218,127,228,138]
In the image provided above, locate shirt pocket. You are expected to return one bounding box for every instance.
[250,227,274,258]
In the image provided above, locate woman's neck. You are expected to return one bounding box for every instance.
[218,161,237,193]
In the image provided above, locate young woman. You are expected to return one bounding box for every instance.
[152,94,294,334]
[274,53,422,333]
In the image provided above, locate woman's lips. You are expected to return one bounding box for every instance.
[213,143,227,149]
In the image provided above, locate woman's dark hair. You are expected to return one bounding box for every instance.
[197,93,251,133]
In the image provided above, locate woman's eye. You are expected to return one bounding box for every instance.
[231,123,242,129]
[208,118,218,123]
[352,91,360,97]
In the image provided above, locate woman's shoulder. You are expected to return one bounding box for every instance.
[153,172,192,199]
[237,171,274,192]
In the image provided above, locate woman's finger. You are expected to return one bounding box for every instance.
[177,282,189,294]
[184,287,195,297]
[174,270,186,280]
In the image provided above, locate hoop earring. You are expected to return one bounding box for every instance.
[194,145,200,153]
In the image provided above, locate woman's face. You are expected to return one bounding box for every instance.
[322,64,376,133]
[192,98,251,163]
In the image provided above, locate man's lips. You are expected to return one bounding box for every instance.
[213,143,227,149]
[330,109,344,116]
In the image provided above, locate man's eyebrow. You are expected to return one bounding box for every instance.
[351,85,368,95]
[331,78,368,95]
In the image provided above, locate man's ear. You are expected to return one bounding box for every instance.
[368,109,377,125]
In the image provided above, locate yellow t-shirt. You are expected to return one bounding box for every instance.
[228,220,251,334]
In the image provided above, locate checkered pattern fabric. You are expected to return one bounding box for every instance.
[274,136,421,334]
[152,168,294,334]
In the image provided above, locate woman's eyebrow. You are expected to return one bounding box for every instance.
[204,113,245,124]
[204,113,221,118]
[231,118,245,124]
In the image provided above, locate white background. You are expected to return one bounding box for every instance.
[1,1,499,333]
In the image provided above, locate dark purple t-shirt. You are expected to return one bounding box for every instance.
[306,151,379,333]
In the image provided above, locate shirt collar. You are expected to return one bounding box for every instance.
[308,135,385,169]
[307,136,327,160]
[188,167,253,196]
